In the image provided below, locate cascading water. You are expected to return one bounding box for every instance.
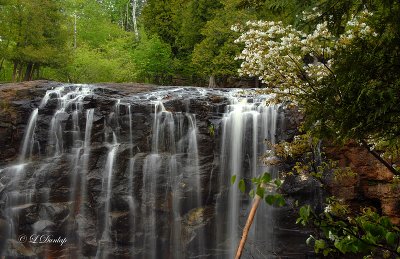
[3,107,40,245]
[19,108,39,163]
[76,108,95,255]
[96,133,119,258]
[46,86,92,157]
[217,96,282,258]
[0,84,288,258]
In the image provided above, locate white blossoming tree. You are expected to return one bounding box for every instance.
[233,5,400,176]
[232,9,374,98]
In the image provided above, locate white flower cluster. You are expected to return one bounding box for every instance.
[233,10,376,96]
[339,10,376,44]
[300,7,322,22]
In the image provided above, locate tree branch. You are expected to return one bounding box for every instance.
[235,185,264,259]
[360,139,400,176]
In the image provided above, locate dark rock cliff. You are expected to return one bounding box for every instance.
[0,81,335,258]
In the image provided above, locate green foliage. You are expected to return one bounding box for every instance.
[269,132,339,182]
[270,132,315,160]
[132,35,173,85]
[174,0,222,56]
[0,0,142,83]
[140,0,177,50]
[74,0,130,49]
[44,40,135,83]
[282,1,400,157]
[0,0,326,84]
[231,172,286,207]
[230,175,237,185]
[0,0,70,81]
[297,199,400,258]
[208,124,215,137]
[140,0,225,83]
[238,179,246,193]
[191,1,256,81]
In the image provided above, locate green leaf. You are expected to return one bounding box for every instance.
[315,239,326,252]
[276,195,286,206]
[300,205,311,219]
[249,189,255,198]
[262,172,272,183]
[238,179,245,193]
[380,217,392,228]
[385,232,397,246]
[265,194,275,205]
[231,175,237,185]
[256,185,265,198]
[251,177,259,184]
[274,178,282,187]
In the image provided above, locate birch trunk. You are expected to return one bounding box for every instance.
[74,13,77,49]
[132,0,138,38]
[208,75,216,87]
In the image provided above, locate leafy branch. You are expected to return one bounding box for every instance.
[297,199,400,258]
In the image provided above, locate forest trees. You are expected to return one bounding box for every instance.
[0,0,69,81]
[0,0,144,83]
[0,0,329,85]
[132,35,173,84]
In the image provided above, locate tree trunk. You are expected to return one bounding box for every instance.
[208,75,216,88]
[255,77,260,88]
[74,14,77,49]
[17,62,23,81]
[34,63,40,79]
[125,2,129,31]
[12,61,18,82]
[0,58,4,76]
[24,62,34,81]
[132,0,138,38]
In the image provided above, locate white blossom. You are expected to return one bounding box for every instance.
[233,10,376,96]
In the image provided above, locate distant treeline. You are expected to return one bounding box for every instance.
[0,0,313,86]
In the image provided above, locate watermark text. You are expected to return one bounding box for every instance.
[18,234,67,246]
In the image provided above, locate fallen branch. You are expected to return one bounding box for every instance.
[235,186,263,259]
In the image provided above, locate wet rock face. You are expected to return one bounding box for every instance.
[325,142,400,223]
[0,81,312,258]
[0,81,59,165]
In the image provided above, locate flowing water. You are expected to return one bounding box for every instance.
[0,84,285,258]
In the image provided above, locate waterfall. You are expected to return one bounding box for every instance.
[136,99,204,258]
[96,135,119,258]
[142,153,162,259]
[0,85,286,258]
[217,95,281,258]
[3,107,40,245]
[1,84,97,258]
[19,108,39,163]
[96,99,121,258]
[46,85,92,156]
[76,108,94,255]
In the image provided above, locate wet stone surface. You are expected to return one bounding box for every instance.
[0,81,313,258]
